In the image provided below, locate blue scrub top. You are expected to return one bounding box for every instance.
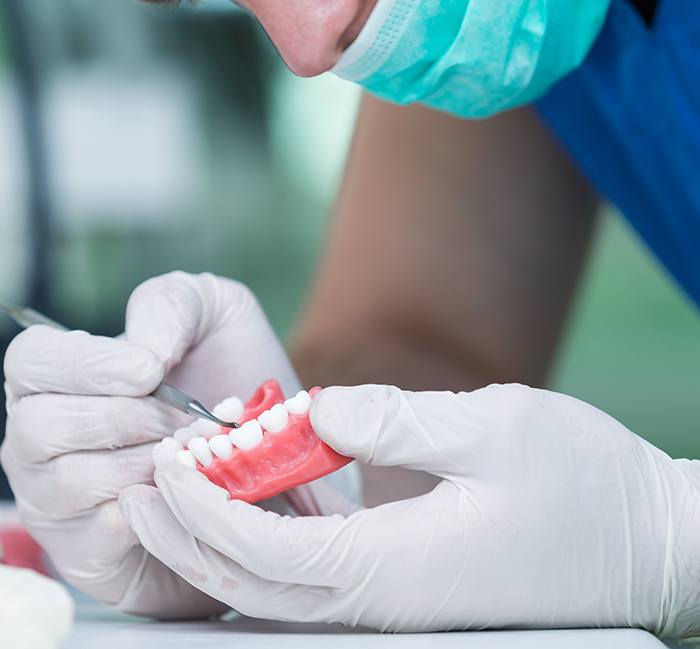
[537,0,700,307]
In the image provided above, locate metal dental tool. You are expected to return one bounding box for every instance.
[0,298,241,429]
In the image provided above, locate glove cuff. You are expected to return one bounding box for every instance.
[659,459,700,638]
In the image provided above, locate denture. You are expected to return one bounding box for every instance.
[158,380,353,503]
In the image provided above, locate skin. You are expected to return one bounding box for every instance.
[143,0,378,76]
[235,0,379,76]
[150,0,599,514]
[290,97,599,505]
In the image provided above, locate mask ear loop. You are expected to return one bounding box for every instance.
[332,0,401,80]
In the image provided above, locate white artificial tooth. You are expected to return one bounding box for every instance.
[191,418,222,439]
[258,403,289,433]
[284,390,312,415]
[229,420,263,451]
[161,436,183,451]
[212,397,244,424]
[188,437,214,467]
[209,434,234,460]
[173,427,197,445]
[176,450,197,469]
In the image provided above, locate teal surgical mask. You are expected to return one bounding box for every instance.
[332,0,612,118]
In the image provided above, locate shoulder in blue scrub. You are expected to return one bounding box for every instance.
[537,0,700,307]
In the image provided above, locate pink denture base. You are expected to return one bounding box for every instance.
[199,380,353,503]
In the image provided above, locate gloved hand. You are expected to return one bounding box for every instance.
[1,272,357,618]
[121,384,700,636]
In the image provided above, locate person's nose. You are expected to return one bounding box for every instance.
[240,0,377,77]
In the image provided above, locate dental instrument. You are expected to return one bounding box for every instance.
[0,298,241,429]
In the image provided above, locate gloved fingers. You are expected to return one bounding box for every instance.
[13,498,143,603]
[4,381,18,415]
[2,441,157,521]
[124,272,206,370]
[125,272,258,370]
[124,272,303,400]
[120,485,340,623]
[310,384,464,475]
[13,496,229,620]
[115,550,232,620]
[3,326,163,399]
[311,383,534,475]
[6,393,187,463]
[275,453,363,518]
[153,462,353,588]
[285,479,363,518]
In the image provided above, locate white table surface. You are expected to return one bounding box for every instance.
[0,506,680,649]
[65,603,673,649]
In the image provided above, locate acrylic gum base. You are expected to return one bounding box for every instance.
[157,380,353,503]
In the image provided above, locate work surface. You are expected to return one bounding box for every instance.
[65,604,674,649]
[0,507,679,649]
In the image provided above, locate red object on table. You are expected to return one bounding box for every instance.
[0,525,50,575]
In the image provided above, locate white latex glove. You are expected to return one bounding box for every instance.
[0,565,74,649]
[121,383,700,637]
[1,272,357,618]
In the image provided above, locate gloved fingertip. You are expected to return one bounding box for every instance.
[154,461,222,505]
[118,484,160,525]
[96,343,165,396]
[153,461,212,507]
[152,440,178,468]
[311,384,402,463]
[154,459,197,484]
[311,385,377,454]
[127,346,166,392]
[125,272,201,369]
[310,387,348,445]
[119,485,168,550]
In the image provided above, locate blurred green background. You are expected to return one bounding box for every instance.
[0,0,698,498]
[554,214,700,460]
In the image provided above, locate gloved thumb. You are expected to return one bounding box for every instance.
[310,384,473,477]
[125,272,208,371]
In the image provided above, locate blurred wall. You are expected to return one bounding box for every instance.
[554,213,700,461]
[0,0,698,499]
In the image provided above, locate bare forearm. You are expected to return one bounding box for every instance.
[291,97,597,390]
[291,328,494,392]
[292,328,498,505]
[290,97,597,504]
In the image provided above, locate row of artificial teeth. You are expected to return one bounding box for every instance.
[174,390,312,469]
[173,396,247,441]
